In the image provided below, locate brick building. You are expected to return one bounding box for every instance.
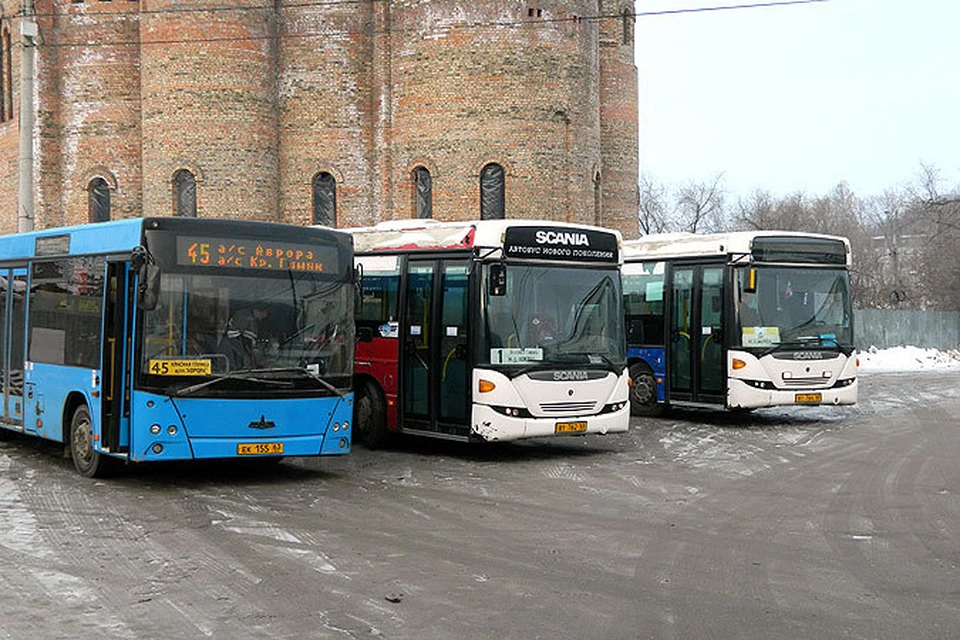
[1,1,639,237]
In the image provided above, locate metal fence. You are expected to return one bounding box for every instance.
[854,309,960,350]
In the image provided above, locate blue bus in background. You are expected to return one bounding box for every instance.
[0,217,356,476]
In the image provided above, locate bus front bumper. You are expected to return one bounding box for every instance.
[728,378,859,410]
[471,404,630,442]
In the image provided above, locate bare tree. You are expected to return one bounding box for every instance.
[637,174,670,235]
[673,172,726,233]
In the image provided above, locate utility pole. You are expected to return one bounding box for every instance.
[18,0,37,233]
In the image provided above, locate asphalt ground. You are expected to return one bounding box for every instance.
[0,370,957,639]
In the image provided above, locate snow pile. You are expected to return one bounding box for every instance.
[857,346,960,372]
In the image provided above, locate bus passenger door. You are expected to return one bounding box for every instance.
[100,262,130,453]
[401,261,435,429]
[400,259,471,437]
[668,264,725,405]
[2,268,27,426]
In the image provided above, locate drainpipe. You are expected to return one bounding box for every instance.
[18,0,37,233]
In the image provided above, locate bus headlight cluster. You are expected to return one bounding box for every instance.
[834,377,856,388]
[742,379,776,390]
[491,405,532,418]
[332,421,350,432]
[601,402,627,414]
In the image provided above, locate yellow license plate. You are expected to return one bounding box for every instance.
[555,421,588,434]
[795,393,823,403]
[237,442,284,455]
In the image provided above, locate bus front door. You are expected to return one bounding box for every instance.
[400,259,470,439]
[100,262,131,454]
[668,264,725,406]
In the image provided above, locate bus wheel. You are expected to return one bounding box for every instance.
[629,363,664,417]
[70,405,113,478]
[355,382,389,449]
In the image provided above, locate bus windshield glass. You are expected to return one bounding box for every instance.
[735,266,852,349]
[139,270,354,393]
[481,264,625,368]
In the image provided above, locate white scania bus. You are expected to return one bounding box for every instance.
[346,219,630,446]
[622,231,858,415]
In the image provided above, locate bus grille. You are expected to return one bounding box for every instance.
[539,401,597,414]
[781,377,831,388]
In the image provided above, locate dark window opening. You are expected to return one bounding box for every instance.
[88,177,111,223]
[414,167,432,220]
[312,172,337,227]
[173,169,197,217]
[480,163,505,221]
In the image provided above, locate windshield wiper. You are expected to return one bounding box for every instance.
[757,337,834,358]
[170,371,295,397]
[555,351,624,373]
[264,367,347,398]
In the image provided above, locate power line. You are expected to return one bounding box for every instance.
[21,0,827,49]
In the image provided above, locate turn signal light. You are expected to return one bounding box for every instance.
[732,358,747,370]
[478,379,496,393]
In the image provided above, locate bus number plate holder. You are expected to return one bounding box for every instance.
[795,393,822,403]
[555,421,588,434]
[237,443,284,455]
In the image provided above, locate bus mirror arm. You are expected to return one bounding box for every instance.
[138,264,161,311]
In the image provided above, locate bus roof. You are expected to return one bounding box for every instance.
[0,218,147,259]
[0,218,353,261]
[622,230,851,265]
[343,219,623,254]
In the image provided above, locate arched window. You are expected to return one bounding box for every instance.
[88,177,110,223]
[480,163,505,220]
[312,172,337,227]
[173,169,197,217]
[414,167,432,219]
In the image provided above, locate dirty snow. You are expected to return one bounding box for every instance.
[857,346,960,372]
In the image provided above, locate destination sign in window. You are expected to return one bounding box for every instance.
[176,236,335,273]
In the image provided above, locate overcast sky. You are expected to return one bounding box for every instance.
[634,0,960,199]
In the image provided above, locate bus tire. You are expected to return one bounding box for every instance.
[355,382,389,449]
[69,405,114,478]
[629,363,664,417]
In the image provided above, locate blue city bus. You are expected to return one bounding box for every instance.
[0,217,355,476]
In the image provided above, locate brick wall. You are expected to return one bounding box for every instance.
[3,0,638,238]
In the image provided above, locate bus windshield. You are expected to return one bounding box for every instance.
[481,264,625,369]
[139,270,354,393]
[735,266,852,349]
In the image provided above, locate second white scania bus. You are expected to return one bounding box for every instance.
[622,231,858,415]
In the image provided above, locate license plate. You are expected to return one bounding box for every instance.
[237,442,284,455]
[555,421,588,434]
[795,393,822,403]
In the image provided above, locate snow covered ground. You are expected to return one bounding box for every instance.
[857,345,960,372]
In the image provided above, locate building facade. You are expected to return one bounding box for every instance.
[1,0,639,237]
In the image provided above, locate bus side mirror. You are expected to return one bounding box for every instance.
[489,263,507,297]
[354,265,363,314]
[138,264,161,311]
